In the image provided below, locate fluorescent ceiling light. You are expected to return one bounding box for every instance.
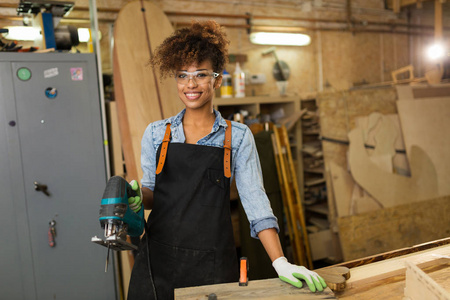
[2,26,40,41]
[0,26,98,43]
[426,43,445,60]
[250,32,311,46]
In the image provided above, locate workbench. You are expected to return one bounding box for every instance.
[175,238,450,299]
[175,277,336,299]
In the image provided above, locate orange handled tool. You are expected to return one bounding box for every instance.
[239,257,249,286]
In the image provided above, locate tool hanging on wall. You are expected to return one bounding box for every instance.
[271,125,313,269]
[261,47,290,81]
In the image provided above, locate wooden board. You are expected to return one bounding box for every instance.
[397,98,450,196]
[318,88,399,260]
[355,113,409,175]
[308,229,334,261]
[337,196,450,261]
[395,84,450,100]
[113,0,184,182]
[329,162,353,217]
[318,88,398,142]
[174,278,336,299]
[348,127,438,207]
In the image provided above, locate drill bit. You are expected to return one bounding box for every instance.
[105,243,110,272]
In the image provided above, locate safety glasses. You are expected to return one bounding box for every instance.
[175,70,220,85]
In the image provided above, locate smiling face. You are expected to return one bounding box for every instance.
[176,60,222,112]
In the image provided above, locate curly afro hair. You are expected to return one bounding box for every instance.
[150,20,230,79]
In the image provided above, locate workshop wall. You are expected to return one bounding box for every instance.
[0,0,444,94]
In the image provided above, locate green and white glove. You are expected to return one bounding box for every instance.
[273,257,327,292]
[128,180,142,213]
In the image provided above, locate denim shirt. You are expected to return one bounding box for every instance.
[141,109,279,238]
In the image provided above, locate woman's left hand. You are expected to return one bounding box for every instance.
[272,257,327,292]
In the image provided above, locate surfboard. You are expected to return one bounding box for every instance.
[113,0,183,182]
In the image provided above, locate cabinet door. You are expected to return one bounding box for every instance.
[7,58,115,299]
[0,61,34,300]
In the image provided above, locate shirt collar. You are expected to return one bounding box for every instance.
[167,109,229,132]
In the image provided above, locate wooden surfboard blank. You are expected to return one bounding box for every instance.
[113,0,184,181]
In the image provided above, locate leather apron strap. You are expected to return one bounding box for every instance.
[155,123,171,175]
[156,121,232,177]
[223,120,232,178]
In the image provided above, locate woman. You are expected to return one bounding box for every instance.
[127,20,326,300]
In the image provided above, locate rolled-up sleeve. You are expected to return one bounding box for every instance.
[234,126,279,238]
[141,123,157,191]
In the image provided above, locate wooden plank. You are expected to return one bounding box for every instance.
[349,183,382,215]
[395,85,414,100]
[397,98,450,196]
[395,83,450,100]
[328,162,352,217]
[174,278,336,299]
[435,0,443,41]
[318,88,398,142]
[337,196,450,261]
[113,1,184,182]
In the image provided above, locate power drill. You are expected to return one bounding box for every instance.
[91,176,145,256]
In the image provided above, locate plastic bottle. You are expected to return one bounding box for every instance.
[233,62,245,98]
[220,70,233,98]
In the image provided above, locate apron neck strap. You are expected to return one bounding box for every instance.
[223,120,232,178]
[155,121,232,178]
[156,123,171,175]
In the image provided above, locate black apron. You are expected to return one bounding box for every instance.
[128,122,238,300]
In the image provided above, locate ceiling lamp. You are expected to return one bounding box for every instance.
[1,26,97,43]
[250,32,311,46]
[426,43,446,61]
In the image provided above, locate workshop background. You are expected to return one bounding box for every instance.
[1,0,449,299]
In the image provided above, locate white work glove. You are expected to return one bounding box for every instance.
[128,180,142,213]
[273,257,327,292]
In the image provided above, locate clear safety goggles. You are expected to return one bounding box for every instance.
[175,70,220,85]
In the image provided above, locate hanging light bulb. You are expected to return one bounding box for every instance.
[426,43,445,60]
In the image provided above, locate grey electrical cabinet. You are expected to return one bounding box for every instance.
[0,53,116,300]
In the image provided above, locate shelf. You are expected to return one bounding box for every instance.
[309,217,329,230]
[304,167,324,174]
[214,95,300,106]
[305,178,326,187]
[303,130,320,135]
[306,203,329,215]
